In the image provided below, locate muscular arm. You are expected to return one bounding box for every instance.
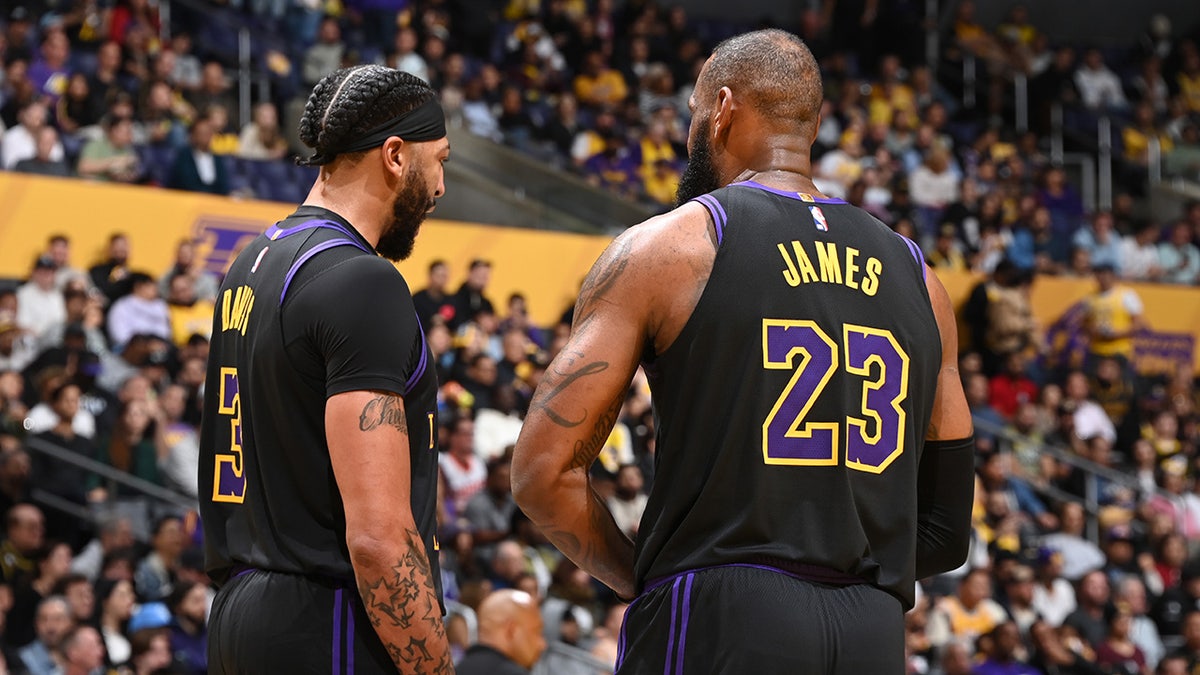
[327,391,451,675]
[512,230,652,599]
[916,268,976,579]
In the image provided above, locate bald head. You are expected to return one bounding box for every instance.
[698,29,822,132]
[477,589,546,668]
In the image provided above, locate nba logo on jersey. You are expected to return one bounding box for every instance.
[809,206,829,231]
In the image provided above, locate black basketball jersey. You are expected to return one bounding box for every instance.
[199,206,441,606]
[636,181,941,608]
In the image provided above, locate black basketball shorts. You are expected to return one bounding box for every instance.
[615,564,905,675]
[208,569,394,674]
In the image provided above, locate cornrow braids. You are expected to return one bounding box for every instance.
[297,66,438,166]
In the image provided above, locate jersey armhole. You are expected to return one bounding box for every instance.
[689,195,727,248]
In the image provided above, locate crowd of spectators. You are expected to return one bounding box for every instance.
[0,1,1199,675]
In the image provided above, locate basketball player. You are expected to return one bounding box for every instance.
[199,66,452,674]
[512,30,975,673]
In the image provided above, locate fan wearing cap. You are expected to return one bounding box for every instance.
[15,256,66,342]
[200,65,452,674]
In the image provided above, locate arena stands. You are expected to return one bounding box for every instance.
[1,1,1200,673]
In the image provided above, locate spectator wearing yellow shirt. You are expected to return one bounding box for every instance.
[1122,102,1173,166]
[164,273,214,348]
[573,50,628,109]
[1178,51,1200,113]
[201,104,240,156]
[1084,263,1146,371]
[642,159,680,207]
[867,55,915,127]
[929,224,968,272]
[633,119,676,183]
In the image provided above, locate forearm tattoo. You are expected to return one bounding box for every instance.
[356,528,451,675]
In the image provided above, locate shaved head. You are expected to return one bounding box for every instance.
[697,29,822,132]
[477,589,546,668]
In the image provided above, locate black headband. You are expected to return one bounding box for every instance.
[335,97,446,154]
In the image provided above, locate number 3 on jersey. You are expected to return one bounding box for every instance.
[212,367,247,503]
[762,320,909,473]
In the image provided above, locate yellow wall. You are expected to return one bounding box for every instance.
[2,174,1199,369]
[0,174,610,327]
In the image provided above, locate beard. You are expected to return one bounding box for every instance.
[376,169,436,262]
[675,118,722,206]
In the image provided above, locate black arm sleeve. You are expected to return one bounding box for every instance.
[287,254,422,398]
[915,436,976,580]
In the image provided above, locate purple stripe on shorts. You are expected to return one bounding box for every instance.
[674,574,694,675]
[731,180,848,204]
[692,194,727,246]
[616,590,647,671]
[664,577,682,675]
[332,588,343,674]
[346,593,354,674]
[266,219,360,242]
[279,238,369,304]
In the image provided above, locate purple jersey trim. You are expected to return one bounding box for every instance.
[332,588,343,674]
[345,593,354,674]
[664,577,682,675]
[279,238,371,305]
[674,573,694,675]
[690,194,728,246]
[265,218,360,243]
[731,180,849,204]
[894,232,927,281]
[404,314,430,395]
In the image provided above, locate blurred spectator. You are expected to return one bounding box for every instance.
[456,589,545,675]
[235,102,289,161]
[440,416,487,513]
[127,626,174,674]
[16,257,65,341]
[1083,267,1146,373]
[464,459,516,562]
[1157,222,1200,285]
[13,126,71,177]
[185,62,235,124]
[989,351,1039,420]
[18,595,71,674]
[133,516,182,603]
[77,115,142,183]
[1178,51,1200,114]
[167,119,230,195]
[164,274,213,348]
[2,101,64,171]
[0,504,44,586]
[158,239,218,303]
[413,260,457,329]
[56,624,107,675]
[28,31,71,102]
[1075,48,1128,111]
[928,568,1008,649]
[56,73,103,137]
[95,578,135,664]
[453,260,495,331]
[929,223,968,272]
[1124,102,1174,168]
[157,384,199,500]
[1073,212,1124,272]
[70,516,134,583]
[106,273,170,349]
[385,27,429,84]
[605,463,646,539]
[1033,548,1079,627]
[1043,503,1108,582]
[202,104,239,156]
[88,233,131,304]
[1115,576,1166,670]
[573,50,627,109]
[1120,223,1165,282]
[166,580,206,674]
[973,621,1041,675]
[302,18,345,87]
[29,381,97,543]
[139,80,191,149]
[8,541,72,648]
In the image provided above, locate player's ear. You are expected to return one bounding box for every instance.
[380,136,405,179]
[713,86,734,144]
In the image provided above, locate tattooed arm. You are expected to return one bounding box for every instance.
[327,391,452,675]
[511,210,716,599]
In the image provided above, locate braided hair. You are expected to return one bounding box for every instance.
[297,65,437,166]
